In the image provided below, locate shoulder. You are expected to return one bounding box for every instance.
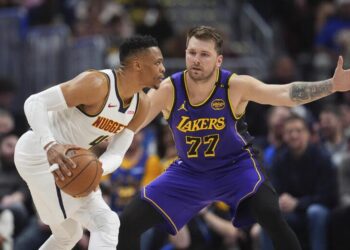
[61,70,108,93]
[228,74,257,86]
[309,144,332,162]
[60,70,109,106]
[83,70,109,90]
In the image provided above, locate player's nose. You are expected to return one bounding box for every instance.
[160,63,166,74]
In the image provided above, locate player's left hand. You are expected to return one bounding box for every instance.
[332,56,350,92]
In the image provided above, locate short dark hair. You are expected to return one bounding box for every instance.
[320,104,342,118]
[119,35,158,65]
[284,114,310,132]
[186,26,223,54]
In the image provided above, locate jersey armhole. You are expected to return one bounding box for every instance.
[226,73,245,120]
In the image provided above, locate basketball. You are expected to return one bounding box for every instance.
[55,148,103,198]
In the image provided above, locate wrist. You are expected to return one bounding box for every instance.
[44,141,57,151]
[330,78,336,93]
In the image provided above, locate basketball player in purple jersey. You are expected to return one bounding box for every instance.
[117,26,350,250]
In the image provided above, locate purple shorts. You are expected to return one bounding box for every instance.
[141,157,265,235]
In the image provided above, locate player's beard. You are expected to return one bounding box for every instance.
[188,66,217,83]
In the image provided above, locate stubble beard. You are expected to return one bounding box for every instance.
[188,66,217,83]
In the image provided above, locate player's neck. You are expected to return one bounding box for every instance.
[186,71,217,96]
[115,69,139,102]
[186,69,218,87]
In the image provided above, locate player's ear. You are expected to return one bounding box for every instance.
[133,58,142,71]
[217,55,223,67]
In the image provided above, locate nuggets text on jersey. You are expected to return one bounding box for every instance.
[92,116,125,133]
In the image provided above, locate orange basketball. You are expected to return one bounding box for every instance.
[55,148,103,198]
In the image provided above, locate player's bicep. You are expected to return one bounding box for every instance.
[233,75,292,106]
[137,79,173,131]
[149,79,173,114]
[60,71,108,107]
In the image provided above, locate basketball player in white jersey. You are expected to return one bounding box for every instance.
[14,35,165,250]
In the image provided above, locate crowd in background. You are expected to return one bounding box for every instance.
[1,0,350,249]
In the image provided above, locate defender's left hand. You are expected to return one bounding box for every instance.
[332,56,350,92]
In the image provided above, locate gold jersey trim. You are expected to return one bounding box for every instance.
[183,68,220,108]
[143,187,179,234]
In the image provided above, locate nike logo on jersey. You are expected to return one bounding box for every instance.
[108,103,118,108]
[177,101,188,112]
[127,110,135,115]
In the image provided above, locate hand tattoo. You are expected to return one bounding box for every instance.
[289,80,333,104]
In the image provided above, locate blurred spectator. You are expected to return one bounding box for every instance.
[261,115,337,250]
[339,103,350,138]
[157,123,177,169]
[74,0,106,37]
[0,0,20,8]
[0,78,27,136]
[0,78,16,111]
[315,0,350,54]
[25,0,60,26]
[158,202,252,250]
[108,130,163,213]
[104,130,163,250]
[314,0,350,80]
[14,217,51,250]
[246,55,297,138]
[268,55,299,84]
[134,3,174,51]
[0,78,16,110]
[250,0,322,56]
[0,209,14,250]
[74,0,133,38]
[14,216,90,250]
[262,107,292,168]
[0,134,31,239]
[330,140,350,250]
[0,109,14,136]
[319,105,347,167]
[314,1,336,34]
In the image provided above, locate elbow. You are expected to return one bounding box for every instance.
[24,94,36,118]
[24,94,46,119]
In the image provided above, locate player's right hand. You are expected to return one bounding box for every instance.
[46,143,78,181]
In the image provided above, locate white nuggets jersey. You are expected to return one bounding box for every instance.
[49,69,138,149]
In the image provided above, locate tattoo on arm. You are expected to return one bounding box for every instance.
[289,80,333,104]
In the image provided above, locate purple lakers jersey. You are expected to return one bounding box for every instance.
[167,69,255,172]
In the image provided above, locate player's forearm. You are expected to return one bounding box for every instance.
[289,79,334,105]
[99,128,134,175]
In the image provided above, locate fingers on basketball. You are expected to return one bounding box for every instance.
[55,148,103,198]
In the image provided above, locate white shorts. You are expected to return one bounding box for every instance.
[14,131,105,225]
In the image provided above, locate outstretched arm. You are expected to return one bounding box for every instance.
[230,56,349,112]
[137,77,174,132]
